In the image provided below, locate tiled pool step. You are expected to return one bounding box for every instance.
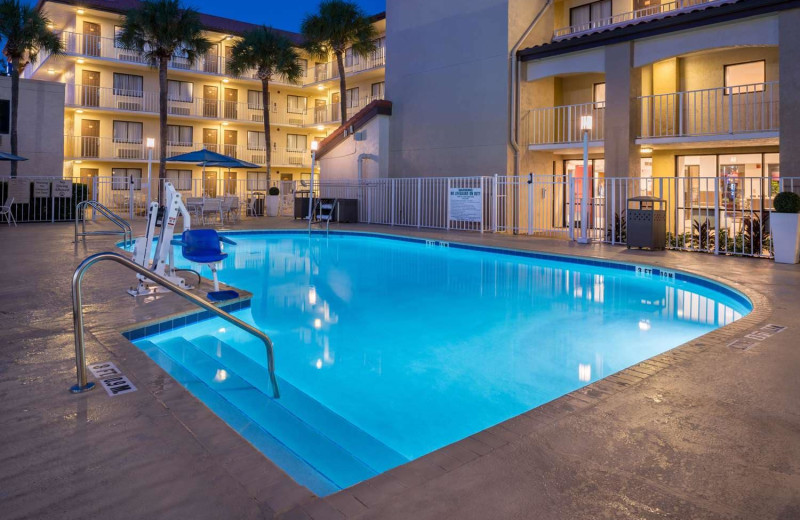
[138,335,406,492]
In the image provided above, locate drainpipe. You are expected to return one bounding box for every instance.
[358,153,379,181]
[509,0,553,234]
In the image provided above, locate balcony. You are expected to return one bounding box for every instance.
[312,94,385,126]
[65,135,313,168]
[310,46,386,84]
[65,84,313,126]
[553,0,734,41]
[523,102,605,147]
[638,82,779,140]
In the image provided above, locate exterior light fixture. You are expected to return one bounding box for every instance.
[316,125,324,131]
[77,8,85,14]
[146,138,155,149]
[310,140,319,152]
[47,23,54,29]
[76,109,84,113]
[47,68,55,74]
[317,85,324,90]
[641,147,653,155]
[580,115,593,131]
[77,58,85,64]
[223,78,230,83]
[75,160,82,164]
[222,121,229,126]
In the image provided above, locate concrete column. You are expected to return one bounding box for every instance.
[779,9,800,178]
[603,42,641,178]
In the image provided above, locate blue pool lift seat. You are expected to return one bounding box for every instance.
[172,229,238,302]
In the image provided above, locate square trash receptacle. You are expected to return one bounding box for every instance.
[627,196,666,250]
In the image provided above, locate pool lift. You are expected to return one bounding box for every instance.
[127,181,193,296]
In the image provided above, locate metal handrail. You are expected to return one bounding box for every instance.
[75,200,133,248]
[308,198,338,235]
[70,252,280,398]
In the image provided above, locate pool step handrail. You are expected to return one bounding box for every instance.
[308,198,338,236]
[69,251,280,398]
[75,200,133,248]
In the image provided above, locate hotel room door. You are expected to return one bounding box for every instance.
[203,128,218,153]
[80,168,99,200]
[83,22,101,57]
[81,70,100,107]
[224,88,238,120]
[203,86,218,118]
[224,130,238,158]
[80,119,100,158]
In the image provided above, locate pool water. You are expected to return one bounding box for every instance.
[134,232,750,494]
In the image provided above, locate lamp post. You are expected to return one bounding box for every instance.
[577,115,593,244]
[308,140,319,221]
[146,137,155,205]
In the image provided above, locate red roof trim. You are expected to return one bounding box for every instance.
[315,100,392,159]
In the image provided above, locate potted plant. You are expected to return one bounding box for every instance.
[266,186,280,217]
[772,191,800,264]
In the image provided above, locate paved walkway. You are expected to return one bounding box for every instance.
[1,218,798,519]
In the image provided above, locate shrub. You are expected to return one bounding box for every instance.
[773,192,800,213]
[268,186,280,196]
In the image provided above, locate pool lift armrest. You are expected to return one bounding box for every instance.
[128,181,192,297]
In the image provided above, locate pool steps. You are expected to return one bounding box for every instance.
[136,335,407,492]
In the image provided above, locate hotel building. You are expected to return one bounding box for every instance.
[20,0,386,198]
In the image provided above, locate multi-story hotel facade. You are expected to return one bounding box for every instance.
[20,0,386,197]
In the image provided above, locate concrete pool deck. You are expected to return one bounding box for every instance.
[1,218,798,519]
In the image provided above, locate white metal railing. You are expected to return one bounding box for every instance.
[65,84,313,126]
[0,175,85,222]
[639,82,779,139]
[64,135,313,168]
[312,45,386,83]
[523,102,605,145]
[553,0,732,39]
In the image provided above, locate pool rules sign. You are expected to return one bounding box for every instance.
[448,187,482,223]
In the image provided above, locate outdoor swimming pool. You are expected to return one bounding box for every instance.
[131,232,751,495]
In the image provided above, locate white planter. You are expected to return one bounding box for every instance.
[772,212,800,264]
[265,195,280,217]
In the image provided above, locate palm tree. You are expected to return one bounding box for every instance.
[301,0,377,126]
[117,0,210,202]
[0,0,62,177]
[227,27,302,183]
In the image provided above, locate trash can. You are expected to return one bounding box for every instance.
[626,195,666,250]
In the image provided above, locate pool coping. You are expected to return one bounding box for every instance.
[108,229,771,517]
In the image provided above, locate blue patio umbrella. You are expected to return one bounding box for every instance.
[0,151,28,161]
[166,149,250,192]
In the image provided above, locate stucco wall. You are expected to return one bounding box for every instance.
[0,77,65,177]
[318,115,390,181]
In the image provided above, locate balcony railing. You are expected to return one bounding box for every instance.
[638,82,779,139]
[65,84,313,126]
[553,0,732,40]
[523,102,605,146]
[312,94,385,125]
[64,135,313,167]
[312,46,386,83]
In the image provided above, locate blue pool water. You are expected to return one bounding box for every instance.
[133,232,750,494]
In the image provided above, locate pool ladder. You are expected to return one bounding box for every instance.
[75,200,133,248]
[308,198,339,236]
[68,251,280,398]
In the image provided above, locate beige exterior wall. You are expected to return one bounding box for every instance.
[318,115,390,181]
[0,77,65,177]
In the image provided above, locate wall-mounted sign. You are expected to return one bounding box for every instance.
[33,181,50,198]
[52,180,72,198]
[448,187,482,223]
[6,179,30,205]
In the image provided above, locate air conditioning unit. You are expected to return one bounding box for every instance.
[288,117,304,126]
[169,107,191,116]
[117,148,143,159]
[251,114,264,122]
[252,154,266,164]
[288,156,302,165]
[118,101,142,111]
[119,53,140,63]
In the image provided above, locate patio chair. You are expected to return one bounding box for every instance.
[171,229,238,301]
[223,196,240,224]
[1,197,17,226]
[200,198,224,225]
[185,197,203,221]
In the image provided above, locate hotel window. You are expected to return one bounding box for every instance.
[593,82,606,107]
[570,0,612,29]
[247,130,266,150]
[248,90,266,109]
[286,134,307,152]
[345,87,359,109]
[371,82,384,100]
[247,171,268,190]
[112,121,143,143]
[166,169,193,190]
[297,58,308,76]
[724,61,766,94]
[167,125,193,146]
[0,99,9,134]
[167,80,193,102]
[345,47,360,67]
[287,95,307,114]
[111,168,142,190]
[113,73,143,97]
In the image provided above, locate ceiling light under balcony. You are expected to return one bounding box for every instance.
[47,23,54,29]
[75,160,82,164]
[77,58,85,64]
[76,109,84,113]
[222,122,229,126]
[77,8,85,14]
[223,78,230,83]
[640,147,653,155]
[47,68,56,75]
[316,125,324,131]
[317,85,324,90]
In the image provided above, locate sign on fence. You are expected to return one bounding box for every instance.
[449,187,482,223]
[7,179,30,204]
[53,180,72,198]
[33,181,50,198]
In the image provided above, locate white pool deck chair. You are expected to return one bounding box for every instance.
[1,197,16,226]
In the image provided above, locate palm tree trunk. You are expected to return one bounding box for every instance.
[9,59,21,178]
[158,56,169,204]
[336,51,347,126]
[262,77,271,184]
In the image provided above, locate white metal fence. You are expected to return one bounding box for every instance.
[0,176,86,222]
